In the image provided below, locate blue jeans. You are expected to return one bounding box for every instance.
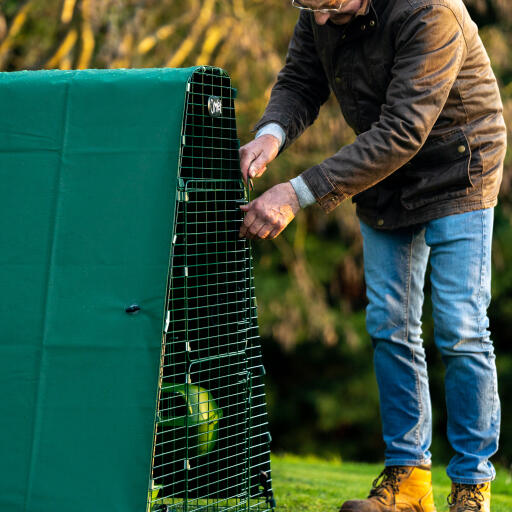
[360,209,500,484]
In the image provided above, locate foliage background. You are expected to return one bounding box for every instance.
[1,0,511,467]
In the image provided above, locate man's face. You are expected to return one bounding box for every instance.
[294,0,365,25]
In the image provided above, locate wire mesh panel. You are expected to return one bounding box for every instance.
[148,67,274,512]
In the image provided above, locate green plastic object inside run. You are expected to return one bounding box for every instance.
[160,383,224,456]
[0,67,199,512]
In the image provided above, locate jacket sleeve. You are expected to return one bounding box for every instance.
[253,12,331,151]
[301,5,468,213]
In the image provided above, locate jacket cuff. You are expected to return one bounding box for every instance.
[301,164,348,213]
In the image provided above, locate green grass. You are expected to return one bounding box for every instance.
[271,454,512,512]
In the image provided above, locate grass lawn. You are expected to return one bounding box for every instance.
[271,454,512,512]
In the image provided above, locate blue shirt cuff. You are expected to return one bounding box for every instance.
[290,175,316,209]
[255,122,286,150]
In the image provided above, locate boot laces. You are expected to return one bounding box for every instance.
[368,466,409,499]
[447,483,486,511]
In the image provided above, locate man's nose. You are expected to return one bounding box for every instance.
[314,12,330,25]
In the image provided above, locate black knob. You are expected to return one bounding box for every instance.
[125,304,141,314]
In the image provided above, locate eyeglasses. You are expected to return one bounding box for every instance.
[291,0,344,13]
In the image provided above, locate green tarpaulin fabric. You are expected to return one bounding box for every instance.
[0,68,195,512]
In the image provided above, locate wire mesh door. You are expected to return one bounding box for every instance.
[147,67,274,512]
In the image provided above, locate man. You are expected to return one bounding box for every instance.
[238,0,506,510]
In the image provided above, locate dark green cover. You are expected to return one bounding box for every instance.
[0,68,195,511]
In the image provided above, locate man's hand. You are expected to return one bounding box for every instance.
[239,182,300,240]
[239,134,280,185]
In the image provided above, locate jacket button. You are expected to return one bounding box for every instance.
[341,34,347,40]
[457,145,467,154]
[335,76,342,84]
[377,219,384,226]
[361,24,366,31]
[369,20,376,27]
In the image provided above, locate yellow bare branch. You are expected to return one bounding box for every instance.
[0,1,33,61]
[60,55,73,70]
[166,0,215,68]
[137,36,157,55]
[233,0,245,18]
[156,25,175,40]
[77,0,95,69]
[45,29,78,69]
[78,21,95,69]
[0,15,7,41]
[81,0,92,21]
[137,21,184,55]
[135,3,201,57]
[111,33,133,68]
[196,19,233,66]
[61,0,77,24]
[214,23,243,70]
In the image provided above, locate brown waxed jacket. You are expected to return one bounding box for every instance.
[255,0,507,229]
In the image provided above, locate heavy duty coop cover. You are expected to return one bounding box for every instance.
[0,67,274,512]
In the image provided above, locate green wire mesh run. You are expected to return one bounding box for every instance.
[147,67,275,512]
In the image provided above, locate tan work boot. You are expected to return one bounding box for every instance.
[447,482,491,512]
[339,465,436,511]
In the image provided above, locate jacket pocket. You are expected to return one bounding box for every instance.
[400,129,473,210]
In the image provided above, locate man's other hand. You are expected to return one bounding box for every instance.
[239,135,280,185]
[239,182,300,240]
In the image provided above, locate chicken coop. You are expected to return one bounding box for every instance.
[0,66,275,512]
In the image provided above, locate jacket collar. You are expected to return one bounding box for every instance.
[322,1,379,45]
